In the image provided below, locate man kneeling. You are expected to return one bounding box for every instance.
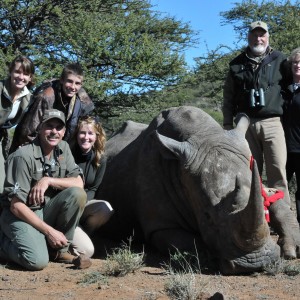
[0,109,91,270]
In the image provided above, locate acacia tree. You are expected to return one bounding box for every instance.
[193,0,300,112]
[0,0,197,123]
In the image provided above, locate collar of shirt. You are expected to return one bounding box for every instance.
[3,79,30,101]
[293,83,300,92]
[32,139,63,160]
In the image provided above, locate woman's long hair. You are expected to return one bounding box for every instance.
[73,116,106,167]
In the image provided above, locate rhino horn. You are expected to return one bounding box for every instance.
[233,160,269,251]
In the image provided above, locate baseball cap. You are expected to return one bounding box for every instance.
[249,21,268,33]
[41,109,65,125]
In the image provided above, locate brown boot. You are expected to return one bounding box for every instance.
[73,254,92,269]
[50,251,92,269]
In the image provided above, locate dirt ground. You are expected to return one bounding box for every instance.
[1,241,300,300]
[1,196,300,300]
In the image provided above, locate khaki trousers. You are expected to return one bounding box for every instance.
[0,187,86,270]
[246,117,290,204]
[72,200,114,257]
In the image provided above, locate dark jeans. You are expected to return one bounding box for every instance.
[286,152,300,222]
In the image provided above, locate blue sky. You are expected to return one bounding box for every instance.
[149,0,246,67]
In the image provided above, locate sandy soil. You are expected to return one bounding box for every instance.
[1,197,300,300]
[1,243,300,300]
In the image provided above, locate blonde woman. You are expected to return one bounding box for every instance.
[71,116,113,257]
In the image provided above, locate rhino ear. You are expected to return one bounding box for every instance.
[227,113,251,153]
[234,113,250,135]
[152,130,190,160]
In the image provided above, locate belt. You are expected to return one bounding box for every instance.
[248,114,281,119]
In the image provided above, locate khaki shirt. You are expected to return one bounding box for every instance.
[1,139,82,209]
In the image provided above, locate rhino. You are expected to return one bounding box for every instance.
[96,106,300,275]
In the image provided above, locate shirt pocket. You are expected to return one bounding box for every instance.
[31,167,44,186]
[57,161,67,178]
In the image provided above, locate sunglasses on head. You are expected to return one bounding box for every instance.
[79,115,100,123]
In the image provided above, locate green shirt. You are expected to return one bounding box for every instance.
[1,139,82,209]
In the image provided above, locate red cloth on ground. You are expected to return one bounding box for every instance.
[249,156,284,222]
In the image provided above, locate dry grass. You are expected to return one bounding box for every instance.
[163,248,207,300]
[263,258,300,276]
[77,271,108,286]
[103,236,145,277]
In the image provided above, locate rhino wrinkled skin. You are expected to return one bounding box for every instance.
[96,106,300,275]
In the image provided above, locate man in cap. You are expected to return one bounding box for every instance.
[0,109,91,270]
[222,22,300,259]
[223,21,289,201]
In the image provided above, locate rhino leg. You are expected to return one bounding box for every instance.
[150,228,204,255]
[269,199,300,259]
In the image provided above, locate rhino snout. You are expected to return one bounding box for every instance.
[220,239,280,275]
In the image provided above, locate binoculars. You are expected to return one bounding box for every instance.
[250,88,265,107]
